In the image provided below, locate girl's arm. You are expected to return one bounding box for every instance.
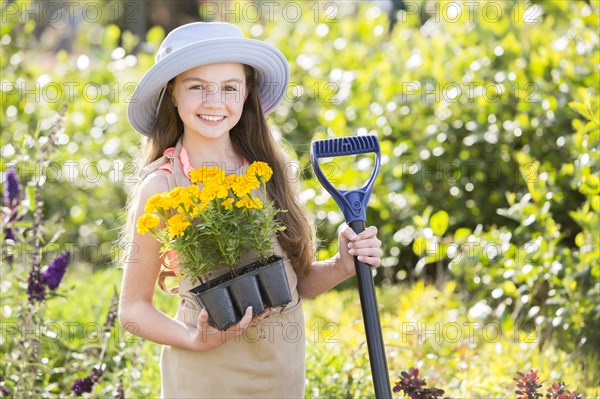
[296,226,382,299]
[118,173,253,351]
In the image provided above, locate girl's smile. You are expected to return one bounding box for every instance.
[197,114,226,123]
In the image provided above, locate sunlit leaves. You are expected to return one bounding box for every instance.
[430,210,449,237]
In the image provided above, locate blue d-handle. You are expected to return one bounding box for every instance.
[311,136,391,399]
[311,135,381,223]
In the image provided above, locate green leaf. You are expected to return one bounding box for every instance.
[146,25,166,46]
[103,24,121,48]
[412,237,428,256]
[27,185,35,212]
[575,232,585,248]
[501,281,517,296]
[591,195,600,212]
[569,101,593,121]
[454,227,471,242]
[430,210,449,236]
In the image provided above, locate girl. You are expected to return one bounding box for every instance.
[119,22,383,398]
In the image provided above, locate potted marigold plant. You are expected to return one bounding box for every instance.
[136,161,292,330]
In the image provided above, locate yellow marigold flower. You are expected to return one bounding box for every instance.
[168,187,187,207]
[231,175,260,197]
[204,180,229,199]
[197,200,210,212]
[200,184,218,203]
[136,213,160,235]
[224,174,239,190]
[167,214,190,238]
[247,161,273,182]
[235,195,263,209]
[235,196,251,209]
[186,184,201,198]
[221,197,235,210]
[177,185,200,212]
[251,197,263,209]
[145,192,168,214]
[216,185,228,199]
[190,166,225,184]
[189,206,201,217]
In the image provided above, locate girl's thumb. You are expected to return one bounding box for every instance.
[199,309,209,324]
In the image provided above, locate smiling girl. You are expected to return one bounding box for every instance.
[119,22,382,398]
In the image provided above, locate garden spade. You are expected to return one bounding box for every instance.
[311,135,391,398]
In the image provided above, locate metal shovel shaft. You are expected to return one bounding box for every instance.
[349,220,392,399]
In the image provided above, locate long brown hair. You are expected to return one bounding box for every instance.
[231,65,316,277]
[120,65,315,286]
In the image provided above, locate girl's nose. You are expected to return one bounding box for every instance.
[202,84,224,107]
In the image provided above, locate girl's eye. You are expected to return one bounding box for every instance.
[223,85,237,92]
[190,85,205,90]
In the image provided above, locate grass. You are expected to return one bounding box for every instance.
[34,267,599,398]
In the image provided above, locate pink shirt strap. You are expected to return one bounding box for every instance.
[158,145,249,177]
[158,146,193,178]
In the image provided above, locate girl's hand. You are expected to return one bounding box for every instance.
[189,306,254,351]
[337,225,383,278]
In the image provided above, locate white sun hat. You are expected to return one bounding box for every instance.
[128,22,290,136]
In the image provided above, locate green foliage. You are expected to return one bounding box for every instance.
[1,265,162,397]
[6,269,596,397]
[1,8,162,267]
[305,283,598,398]
[259,0,599,360]
[412,93,599,358]
[0,119,143,397]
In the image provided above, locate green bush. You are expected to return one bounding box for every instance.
[0,117,145,396]
[260,0,599,359]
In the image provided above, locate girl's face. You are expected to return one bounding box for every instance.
[171,62,247,141]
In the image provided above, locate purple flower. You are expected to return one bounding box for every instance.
[27,269,46,303]
[71,376,95,396]
[4,228,15,242]
[41,251,71,290]
[3,168,21,210]
[3,228,16,264]
[0,386,10,397]
[71,368,102,396]
[3,168,21,250]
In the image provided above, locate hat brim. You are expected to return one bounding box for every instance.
[128,38,289,136]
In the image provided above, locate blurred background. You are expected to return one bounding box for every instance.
[1,0,598,397]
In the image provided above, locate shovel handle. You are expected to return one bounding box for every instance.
[349,220,392,399]
[311,136,381,223]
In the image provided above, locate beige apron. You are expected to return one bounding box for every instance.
[139,139,306,398]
